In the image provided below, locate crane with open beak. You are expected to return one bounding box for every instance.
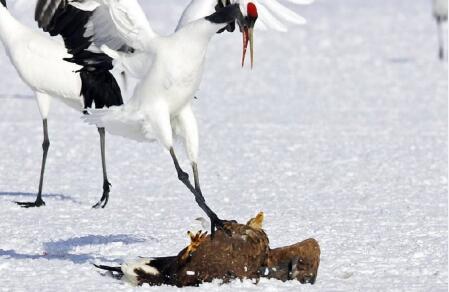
[238,2,259,68]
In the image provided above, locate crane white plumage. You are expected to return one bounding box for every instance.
[34,0,312,233]
[433,0,448,60]
[0,0,123,208]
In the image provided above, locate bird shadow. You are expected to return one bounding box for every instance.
[0,191,82,205]
[0,234,150,265]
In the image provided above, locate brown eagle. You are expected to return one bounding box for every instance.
[95,212,320,287]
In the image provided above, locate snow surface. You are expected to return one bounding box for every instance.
[0,0,447,291]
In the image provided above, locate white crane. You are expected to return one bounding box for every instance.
[433,0,448,59]
[35,0,312,232]
[0,0,123,208]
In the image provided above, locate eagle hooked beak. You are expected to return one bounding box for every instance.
[239,2,258,68]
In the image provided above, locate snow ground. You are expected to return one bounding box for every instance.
[0,0,447,291]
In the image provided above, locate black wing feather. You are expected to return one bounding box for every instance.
[35,1,123,109]
[216,0,236,33]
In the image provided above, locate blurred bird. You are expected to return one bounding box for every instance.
[0,0,123,208]
[433,0,448,60]
[34,0,312,232]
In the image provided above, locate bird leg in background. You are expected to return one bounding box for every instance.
[92,127,111,209]
[436,18,445,60]
[17,119,50,208]
[169,148,224,235]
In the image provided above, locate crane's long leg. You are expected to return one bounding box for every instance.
[93,127,111,208]
[169,147,224,235]
[192,162,201,193]
[17,119,50,208]
[437,18,444,60]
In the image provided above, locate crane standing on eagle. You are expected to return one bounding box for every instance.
[32,0,311,234]
[34,0,258,233]
[0,0,311,235]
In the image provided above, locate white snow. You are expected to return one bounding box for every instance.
[0,0,447,291]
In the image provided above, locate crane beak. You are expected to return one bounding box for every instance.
[238,2,258,69]
[242,26,255,68]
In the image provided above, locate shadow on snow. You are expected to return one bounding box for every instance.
[0,234,149,264]
[0,191,82,205]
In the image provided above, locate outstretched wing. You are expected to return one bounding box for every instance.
[177,0,313,31]
[35,0,156,52]
[33,0,131,108]
[35,0,157,80]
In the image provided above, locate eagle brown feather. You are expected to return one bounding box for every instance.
[96,212,320,287]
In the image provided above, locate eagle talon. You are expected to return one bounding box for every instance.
[181,230,208,261]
